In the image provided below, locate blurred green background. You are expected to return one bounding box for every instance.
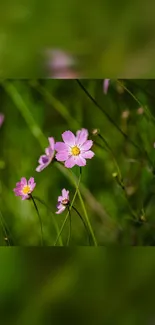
[1,248,155,325]
[1,0,155,77]
[1,79,155,246]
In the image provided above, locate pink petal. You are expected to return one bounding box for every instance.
[16,182,22,187]
[29,179,36,191]
[65,156,76,168]
[56,152,69,162]
[82,150,95,159]
[58,196,63,202]
[21,194,29,200]
[45,148,50,156]
[56,205,66,214]
[75,155,86,166]
[28,177,34,186]
[38,155,45,164]
[76,129,88,146]
[62,131,76,146]
[81,140,93,151]
[103,79,110,94]
[14,188,21,195]
[48,137,55,150]
[39,155,49,164]
[57,202,62,209]
[21,177,27,185]
[55,142,69,152]
[36,165,45,172]
[62,189,69,199]
[45,147,54,159]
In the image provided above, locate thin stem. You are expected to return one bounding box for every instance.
[72,205,91,245]
[33,196,63,246]
[0,210,11,246]
[70,167,97,246]
[54,171,82,246]
[30,194,43,246]
[98,133,122,180]
[76,79,141,153]
[117,80,155,124]
[128,80,155,101]
[97,132,138,221]
[54,213,69,246]
[117,80,143,108]
[119,184,138,221]
[67,207,71,246]
[117,80,154,167]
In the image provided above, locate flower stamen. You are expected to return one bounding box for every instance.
[62,198,69,205]
[22,185,31,195]
[71,146,80,156]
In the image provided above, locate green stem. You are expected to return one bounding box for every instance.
[30,195,43,246]
[54,172,82,246]
[33,196,63,246]
[118,80,155,125]
[98,133,122,180]
[76,79,141,153]
[97,132,138,221]
[0,210,11,246]
[67,207,71,246]
[119,184,138,221]
[70,168,97,246]
[72,205,91,245]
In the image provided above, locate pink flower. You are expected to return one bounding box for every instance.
[103,79,110,94]
[55,129,95,168]
[0,113,4,128]
[13,177,36,200]
[56,189,70,214]
[45,49,79,78]
[36,137,55,172]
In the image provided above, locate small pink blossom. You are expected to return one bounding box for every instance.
[36,137,55,172]
[55,128,95,168]
[103,79,110,94]
[0,113,4,128]
[13,177,36,200]
[56,189,70,214]
[45,49,79,78]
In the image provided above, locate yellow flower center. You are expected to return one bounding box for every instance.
[71,146,80,156]
[22,185,31,195]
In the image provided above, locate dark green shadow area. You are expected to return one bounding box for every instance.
[1,248,155,325]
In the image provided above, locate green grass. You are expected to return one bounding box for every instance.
[1,79,155,246]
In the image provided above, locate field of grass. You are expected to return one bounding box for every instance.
[1,79,155,246]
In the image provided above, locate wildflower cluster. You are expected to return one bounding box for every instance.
[14,128,94,215]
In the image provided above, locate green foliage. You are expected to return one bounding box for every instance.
[1,79,155,246]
